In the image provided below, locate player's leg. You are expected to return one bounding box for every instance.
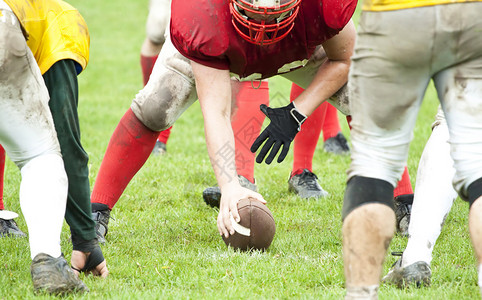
[431,8,482,292]
[323,103,351,155]
[42,59,107,276]
[231,80,268,184]
[343,8,434,298]
[142,0,173,155]
[347,114,415,236]
[404,118,456,265]
[289,83,328,199]
[91,38,197,241]
[141,0,169,84]
[383,108,456,287]
[0,9,86,292]
[203,80,268,207]
[393,167,414,236]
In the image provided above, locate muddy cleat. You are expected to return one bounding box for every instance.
[31,253,89,295]
[203,175,257,208]
[92,206,111,245]
[288,169,328,199]
[0,217,26,238]
[382,256,431,288]
[394,194,413,236]
[324,132,350,155]
[151,140,167,156]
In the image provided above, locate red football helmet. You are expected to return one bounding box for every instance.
[229,0,301,46]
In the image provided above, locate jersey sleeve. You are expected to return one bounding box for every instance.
[170,0,231,70]
[322,0,357,30]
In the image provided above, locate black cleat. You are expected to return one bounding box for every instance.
[288,169,328,199]
[203,176,257,208]
[323,132,350,155]
[151,141,167,156]
[0,217,26,238]
[394,194,413,236]
[92,207,111,245]
[31,253,88,295]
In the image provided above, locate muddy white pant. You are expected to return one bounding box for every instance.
[0,4,67,260]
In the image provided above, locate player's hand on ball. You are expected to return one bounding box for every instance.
[217,183,265,238]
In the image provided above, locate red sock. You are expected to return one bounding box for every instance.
[140,54,158,86]
[91,109,159,209]
[322,104,341,141]
[157,126,172,144]
[394,166,413,198]
[290,83,327,176]
[232,81,269,183]
[0,145,4,210]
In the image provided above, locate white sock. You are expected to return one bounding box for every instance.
[402,123,458,267]
[19,154,67,259]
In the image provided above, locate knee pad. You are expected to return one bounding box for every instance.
[131,47,196,131]
[342,176,394,220]
[468,177,482,207]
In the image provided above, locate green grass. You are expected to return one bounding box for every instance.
[0,0,479,299]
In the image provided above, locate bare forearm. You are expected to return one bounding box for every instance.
[294,58,350,116]
[203,112,238,189]
[191,61,239,189]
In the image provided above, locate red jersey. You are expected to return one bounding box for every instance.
[170,0,357,79]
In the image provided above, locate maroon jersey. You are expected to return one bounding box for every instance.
[170,0,357,79]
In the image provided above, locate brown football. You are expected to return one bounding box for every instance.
[222,198,276,251]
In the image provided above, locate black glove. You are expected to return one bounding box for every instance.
[250,102,307,164]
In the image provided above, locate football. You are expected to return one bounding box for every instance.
[222,198,276,251]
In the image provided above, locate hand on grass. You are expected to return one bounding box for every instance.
[71,250,109,278]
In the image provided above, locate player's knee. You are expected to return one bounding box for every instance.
[131,94,175,132]
[131,76,195,131]
[0,12,27,71]
[342,176,395,220]
[146,28,166,46]
[146,10,169,45]
[132,46,195,131]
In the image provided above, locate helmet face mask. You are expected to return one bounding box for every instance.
[229,0,301,46]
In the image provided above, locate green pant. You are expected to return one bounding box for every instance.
[43,59,96,242]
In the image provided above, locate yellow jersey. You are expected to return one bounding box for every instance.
[4,0,89,74]
[363,0,482,11]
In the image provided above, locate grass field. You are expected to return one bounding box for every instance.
[0,0,480,299]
